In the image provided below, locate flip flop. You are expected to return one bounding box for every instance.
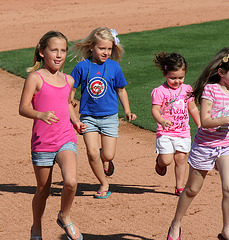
[175,187,184,196]
[104,161,115,176]
[218,233,227,240]
[155,156,167,176]
[100,148,115,176]
[30,227,42,240]
[57,217,83,240]
[94,190,111,199]
[167,226,181,240]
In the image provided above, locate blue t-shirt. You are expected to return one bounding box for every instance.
[71,58,127,116]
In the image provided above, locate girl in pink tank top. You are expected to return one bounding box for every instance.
[19,31,86,240]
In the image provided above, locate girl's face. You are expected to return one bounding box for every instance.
[91,38,113,64]
[164,67,186,89]
[219,69,229,89]
[39,37,67,72]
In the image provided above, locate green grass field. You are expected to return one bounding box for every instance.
[0,19,228,138]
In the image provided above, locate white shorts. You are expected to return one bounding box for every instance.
[188,141,229,171]
[156,135,191,154]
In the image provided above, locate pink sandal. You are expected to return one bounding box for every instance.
[167,226,181,240]
[175,187,184,196]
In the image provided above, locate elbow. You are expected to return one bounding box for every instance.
[201,120,211,129]
[19,108,23,116]
[19,106,25,117]
[201,123,207,128]
[200,119,207,128]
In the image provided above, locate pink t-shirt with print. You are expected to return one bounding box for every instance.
[151,83,193,138]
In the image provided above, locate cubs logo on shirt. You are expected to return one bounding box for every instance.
[87,76,107,98]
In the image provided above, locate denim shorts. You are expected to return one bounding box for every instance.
[80,113,119,138]
[31,142,77,167]
[188,141,229,171]
[156,135,191,154]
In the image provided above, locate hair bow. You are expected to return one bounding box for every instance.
[110,29,120,45]
[219,54,229,66]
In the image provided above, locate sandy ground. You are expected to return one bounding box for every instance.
[0,0,228,239]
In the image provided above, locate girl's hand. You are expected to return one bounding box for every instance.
[73,122,87,134]
[40,111,59,124]
[125,113,137,122]
[161,119,172,130]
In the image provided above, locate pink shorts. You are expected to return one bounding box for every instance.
[188,141,229,171]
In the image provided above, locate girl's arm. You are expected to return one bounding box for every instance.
[70,87,77,108]
[117,87,137,122]
[188,100,201,128]
[19,72,59,124]
[200,98,229,128]
[151,104,171,129]
[68,76,86,133]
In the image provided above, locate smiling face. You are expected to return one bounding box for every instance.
[91,38,113,64]
[164,67,186,89]
[39,37,67,72]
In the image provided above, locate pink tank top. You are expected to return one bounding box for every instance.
[31,72,77,152]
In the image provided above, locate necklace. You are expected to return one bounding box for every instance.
[160,82,183,115]
[86,58,107,97]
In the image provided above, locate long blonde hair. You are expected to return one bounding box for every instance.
[72,27,124,62]
[27,31,68,72]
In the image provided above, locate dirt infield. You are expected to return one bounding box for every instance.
[0,0,228,239]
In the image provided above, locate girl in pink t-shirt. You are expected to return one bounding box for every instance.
[167,48,229,240]
[19,31,86,240]
[151,52,200,196]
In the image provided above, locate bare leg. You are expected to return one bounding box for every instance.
[31,166,53,237]
[101,134,117,172]
[174,151,188,191]
[56,150,81,239]
[168,166,207,239]
[83,132,109,195]
[158,153,174,167]
[155,153,173,176]
[217,155,229,239]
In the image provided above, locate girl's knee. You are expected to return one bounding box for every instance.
[87,149,100,161]
[185,185,201,197]
[159,155,173,166]
[174,155,187,166]
[222,185,229,197]
[64,178,78,191]
[35,186,50,200]
[102,153,114,162]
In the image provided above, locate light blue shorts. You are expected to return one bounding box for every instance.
[31,142,77,167]
[80,113,119,138]
[156,135,191,154]
[188,141,229,171]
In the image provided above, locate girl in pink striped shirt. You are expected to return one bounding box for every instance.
[167,47,229,240]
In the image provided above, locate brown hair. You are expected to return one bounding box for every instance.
[192,47,229,105]
[153,51,188,75]
[27,30,68,72]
